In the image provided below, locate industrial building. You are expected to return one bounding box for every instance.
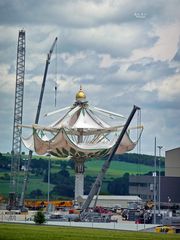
[165,147,180,177]
[129,147,180,204]
[129,175,154,201]
[129,175,180,203]
[77,195,142,209]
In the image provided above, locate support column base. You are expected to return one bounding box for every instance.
[75,173,84,200]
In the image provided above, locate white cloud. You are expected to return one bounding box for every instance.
[143,74,180,102]
[0,64,15,93]
[0,0,180,155]
[158,75,180,101]
[131,22,180,61]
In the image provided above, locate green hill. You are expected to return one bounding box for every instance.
[0,152,164,198]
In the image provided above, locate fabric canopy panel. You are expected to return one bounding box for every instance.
[22,127,136,159]
[51,106,111,130]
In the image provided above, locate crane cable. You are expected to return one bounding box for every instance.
[54,40,58,107]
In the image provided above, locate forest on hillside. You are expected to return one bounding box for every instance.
[0,152,165,169]
[0,152,164,199]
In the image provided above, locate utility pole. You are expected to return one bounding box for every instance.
[157,145,163,214]
[47,153,51,212]
[153,137,157,224]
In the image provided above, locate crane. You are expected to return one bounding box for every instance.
[7,30,26,210]
[19,37,58,209]
[35,37,58,123]
[80,105,140,219]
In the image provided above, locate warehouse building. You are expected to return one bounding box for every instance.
[165,147,180,177]
[77,195,142,209]
[129,175,180,203]
[129,147,180,204]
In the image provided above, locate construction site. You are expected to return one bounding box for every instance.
[0,29,180,234]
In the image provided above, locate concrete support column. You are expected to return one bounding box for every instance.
[74,158,85,200]
[75,173,84,200]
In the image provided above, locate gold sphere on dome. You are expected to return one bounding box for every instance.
[76,86,86,100]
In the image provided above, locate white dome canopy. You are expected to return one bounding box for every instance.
[21,89,143,159]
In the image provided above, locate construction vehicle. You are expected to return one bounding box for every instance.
[155,226,178,234]
[145,200,154,209]
[80,105,141,221]
[155,215,180,234]
[24,200,73,210]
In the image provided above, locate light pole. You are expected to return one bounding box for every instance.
[157,146,163,215]
[47,153,51,212]
[168,196,171,216]
[153,137,157,224]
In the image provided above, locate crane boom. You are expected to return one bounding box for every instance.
[81,105,140,215]
[35,37,58,123]
[19,37,58,208]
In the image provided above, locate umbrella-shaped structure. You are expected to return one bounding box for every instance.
[21,87,143,199]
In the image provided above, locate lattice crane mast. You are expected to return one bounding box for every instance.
[7,30,26,210]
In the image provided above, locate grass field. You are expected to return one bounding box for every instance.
[85,160,154,178]
[0,159,157,197]
[0,224,180,240]
[0,177,55,198]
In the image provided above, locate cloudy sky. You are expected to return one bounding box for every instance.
[0,0,180,156]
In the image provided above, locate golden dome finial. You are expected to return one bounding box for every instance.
[76,85,86,101]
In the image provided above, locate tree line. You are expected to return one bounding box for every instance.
[0,152,165,199]
[113,153,164,167]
